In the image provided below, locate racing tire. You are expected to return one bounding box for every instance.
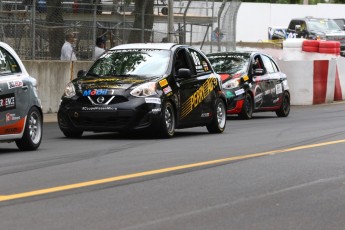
[157,101,175,138]
[276,91,290,117]
[15,107,43,151]
[206,99,226,134]
[238,93,253,120]
[58,112,83,138]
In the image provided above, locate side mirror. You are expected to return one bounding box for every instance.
[177,68,192,78]
[77,70,86,78]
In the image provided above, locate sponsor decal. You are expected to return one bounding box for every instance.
[243,75,249,81]
[273,98,280,104]
[0,118,25,135]
[181,77,218,119]
[80,78,145,84]
[145,98,161,104]
[254,93,263,103]
[83,84,125,89]
[201,112,210,117]
[6,113,20,122]
[0,93,16,112]
[82,89,108,96]
[235,88,245,96]
[7,80,23,89]
[5,127,18,134]
[151,108,161,113]
[226,91,235,98]
[162,85,172,95]
[276,83,283,94]
[82,107,117,111]
[202,61,209,71]
[159,79,168,87]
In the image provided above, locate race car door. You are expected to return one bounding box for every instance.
[175,49,214,126]
[0,46,29,135]
[174,48,203,126]
[187,47,217,123]
[260,54,282,108]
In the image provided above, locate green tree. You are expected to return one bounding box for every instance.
[128,0,154,43]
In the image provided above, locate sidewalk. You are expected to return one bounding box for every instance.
[44,113,57,123]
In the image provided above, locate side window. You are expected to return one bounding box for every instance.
[188,49,211,75]
[251,55,263,74]
[0,48,21,75]
[261,55,275,73]
[288,20,297,30]
[174,49,189,75]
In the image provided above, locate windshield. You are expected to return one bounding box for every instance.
[208,53,250,75]
[307,19,342,32]
[88,49,171,77]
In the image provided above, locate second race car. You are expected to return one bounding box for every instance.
[207,51,290,119]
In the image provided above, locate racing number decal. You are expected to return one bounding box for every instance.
[181,77,218,119]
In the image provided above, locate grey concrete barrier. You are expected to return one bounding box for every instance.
[23,60,92,113]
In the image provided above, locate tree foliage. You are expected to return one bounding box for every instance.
[128,0,154,43]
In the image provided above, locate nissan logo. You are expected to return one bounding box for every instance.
[97,96,105,104]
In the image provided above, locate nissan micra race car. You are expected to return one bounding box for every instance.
[58,43,227,138]
[0,42,43,150]
[207,51,290,119]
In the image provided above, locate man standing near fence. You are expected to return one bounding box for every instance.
[61,32,77,61]
[93,36,106,60]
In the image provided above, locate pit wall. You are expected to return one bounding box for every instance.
[23,50,345,113]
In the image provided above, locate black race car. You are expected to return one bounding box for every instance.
[207,51,290,119]
[58,43,227,138]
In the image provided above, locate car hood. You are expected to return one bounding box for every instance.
[74,75,157,92]
[311,30,345,36]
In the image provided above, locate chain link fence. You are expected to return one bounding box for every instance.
[0,0,239,60]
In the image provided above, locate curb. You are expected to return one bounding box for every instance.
[43,113,57,123]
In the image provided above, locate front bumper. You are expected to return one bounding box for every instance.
[58,97,163,133]
[223,88,246,114]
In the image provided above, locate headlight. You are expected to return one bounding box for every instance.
[64,82,76,98]
[130,82,157,97]
[223,78,241,89]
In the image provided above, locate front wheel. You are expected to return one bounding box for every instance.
[238,92,253,120]
[15,107,43,151]
[156,101,175,138]
[207,99,226,134]
[58,112,83,138]
[276,91,290,117]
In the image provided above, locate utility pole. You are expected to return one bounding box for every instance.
[168,0,174,42]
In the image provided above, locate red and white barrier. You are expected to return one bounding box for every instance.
[335,57,345,101]
[278,59,337,105]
